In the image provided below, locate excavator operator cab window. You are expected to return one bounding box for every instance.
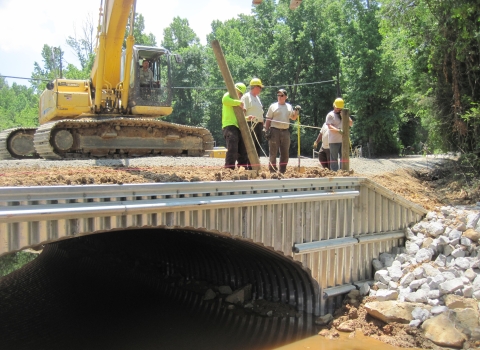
[131,53,171,107]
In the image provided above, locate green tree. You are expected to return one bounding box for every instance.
[162,18,208,130]
[334,0,401,156]
[30,45,65,94]
[380,0,480,156]
[124,13,157,48]
[66,14,96,72]
[0,76,39,130]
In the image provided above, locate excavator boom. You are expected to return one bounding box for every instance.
[90,0,134,90]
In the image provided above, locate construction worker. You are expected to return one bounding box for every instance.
[325,98,353,171]
[241,78,264,160]
[222,83,249,169]
[313,123,330,169]
[139,59,153,87]
[264,89,300,173]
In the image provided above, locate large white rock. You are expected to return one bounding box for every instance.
[455,257,471,270]
[387,265,403,282]
[423,264,440,277]
[374,270,390,284]
[413,266,425,279]
[406,241,419,255]
[472,275,480,292]
[448,229,463,241]
[439,278,464,295]
[409,278,427,290]
[435,254,446,267]
[426,221,445,237]
[400,272,415,288]
[376,289,399,301]
[405,289,428,303]
[466,212,480,230]
[443,244,455,256]
[415,248,433,263]
[465,268,477,281]
[451,248,466,258]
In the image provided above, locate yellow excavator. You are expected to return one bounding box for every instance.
[0,0,214,159]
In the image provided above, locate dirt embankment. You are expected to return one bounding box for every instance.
[0,155,473,211]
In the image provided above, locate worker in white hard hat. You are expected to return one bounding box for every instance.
[325,98,353,171]
[241,78,265,165]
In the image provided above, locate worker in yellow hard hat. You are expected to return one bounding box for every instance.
[241,78,265,163]
[221,82,249,169]
[325,97,353,171]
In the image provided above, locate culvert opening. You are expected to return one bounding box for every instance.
[0,228,319,349]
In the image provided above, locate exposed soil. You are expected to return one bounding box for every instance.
[0,157,477,211]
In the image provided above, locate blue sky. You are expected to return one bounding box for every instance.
[0,0,254,86]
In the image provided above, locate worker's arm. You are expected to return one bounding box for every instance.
[222,94,243,108]
[264,105,274,130]
[290,105,301,121]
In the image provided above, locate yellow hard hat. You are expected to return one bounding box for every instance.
[333,98,344,109]
[249,78,264,88]
[235,82,247,94]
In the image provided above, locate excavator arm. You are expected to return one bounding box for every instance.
[90,0,135,90]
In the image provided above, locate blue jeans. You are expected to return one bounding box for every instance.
[329,143,342,171]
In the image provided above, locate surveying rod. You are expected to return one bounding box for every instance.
[297,112,301,169]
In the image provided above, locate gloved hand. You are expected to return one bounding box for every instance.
[313,142,318,149]
[294,105,302,111]
[265,128,271,140]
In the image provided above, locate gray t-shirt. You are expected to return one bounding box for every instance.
[325,111,342,143]
[241,92,264,123]
[266,102,295,129]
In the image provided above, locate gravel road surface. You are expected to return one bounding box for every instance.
[0,154,449,175]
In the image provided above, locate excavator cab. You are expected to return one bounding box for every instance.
[123,45,176,116]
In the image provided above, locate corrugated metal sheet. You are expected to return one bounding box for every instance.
[0,177,427,315]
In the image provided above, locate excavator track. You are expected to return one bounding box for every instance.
[33,117,214,160]
[0,127,39,160]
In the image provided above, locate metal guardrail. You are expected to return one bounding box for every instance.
[0,190,359,222]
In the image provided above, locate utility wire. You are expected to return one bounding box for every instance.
[1,75,51,82]
[172,79,335,90]
[2,75,335,89]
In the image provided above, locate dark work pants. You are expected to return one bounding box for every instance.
[318,147,330,169]
[223,126,249,169]
[268,128,290,173]
[247,122,263,157]
[329,143,342,171]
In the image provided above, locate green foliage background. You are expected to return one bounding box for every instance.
[1,0,480,162]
